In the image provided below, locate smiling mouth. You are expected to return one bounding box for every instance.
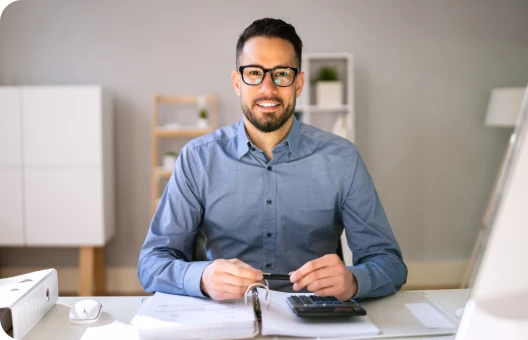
[256,102,280,109]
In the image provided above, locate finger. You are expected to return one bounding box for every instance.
[220,272,262,288]
[312,285,340,298]
[290,256,334,282]
[305,275,340,294]
[222,260,263,280]
[293,268,332,291]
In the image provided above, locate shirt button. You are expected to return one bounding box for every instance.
[266,232,272,237]
[267,166,272,171]
[266,199,272,205]
[265,263,271,268]
[251,148,256,151]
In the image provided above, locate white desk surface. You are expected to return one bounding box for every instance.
[21,289,470,340]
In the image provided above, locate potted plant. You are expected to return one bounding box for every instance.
[163,151,178,170]
[314,66,343,106]
[196,95,209,129]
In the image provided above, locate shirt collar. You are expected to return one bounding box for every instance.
[235,119,251,159]
[235,116,301,160]
[284,116,301,158]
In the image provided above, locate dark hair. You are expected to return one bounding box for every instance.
[236,18,303,70]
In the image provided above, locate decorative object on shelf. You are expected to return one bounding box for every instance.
[162,151,178,170]
[314,66,343,106]
[197,95,209,129]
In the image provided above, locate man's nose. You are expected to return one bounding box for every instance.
[259,72,278,94]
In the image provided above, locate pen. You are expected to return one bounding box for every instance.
[262,273,291,281]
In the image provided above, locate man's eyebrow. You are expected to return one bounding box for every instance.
[241,64,297,69]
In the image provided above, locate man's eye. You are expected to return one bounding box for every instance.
[249,70,262,76]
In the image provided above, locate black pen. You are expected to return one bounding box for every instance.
[262,273,291,281]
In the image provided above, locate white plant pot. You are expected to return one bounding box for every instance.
[197,118,209,129]
[315,81,343,106]
[163,154,177,170]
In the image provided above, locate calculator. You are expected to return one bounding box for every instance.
[286,295,367,317]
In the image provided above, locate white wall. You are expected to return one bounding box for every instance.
[0,0,527,275]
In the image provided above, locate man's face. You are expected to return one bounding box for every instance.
[232,37,305,133]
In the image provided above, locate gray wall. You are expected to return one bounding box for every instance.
[1,0,527,267]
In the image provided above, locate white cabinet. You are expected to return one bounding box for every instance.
[0,86,115,247]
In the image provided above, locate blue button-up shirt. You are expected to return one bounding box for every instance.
[138,117,407,299]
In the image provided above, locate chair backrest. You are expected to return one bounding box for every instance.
[193,231,208,261]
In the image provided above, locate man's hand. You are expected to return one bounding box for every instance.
[200,258,263,301]
[289,254,358,301]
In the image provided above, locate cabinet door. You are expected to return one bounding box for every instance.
[0,169,24,245]
[22,86,102,166]
[24,167,104,246]
[0,88,24,245]
[0,87,22,165]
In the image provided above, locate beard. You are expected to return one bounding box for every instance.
[241,96,296,133]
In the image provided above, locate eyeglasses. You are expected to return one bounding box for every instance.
[239,65,299,87]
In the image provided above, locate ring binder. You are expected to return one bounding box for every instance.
[244,281,271,310]
[0,269,58,339]
[132,285,380,339]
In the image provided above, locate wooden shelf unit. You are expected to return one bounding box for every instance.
[151,94,217,215]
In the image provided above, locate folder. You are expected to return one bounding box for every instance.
[0,268,58,339]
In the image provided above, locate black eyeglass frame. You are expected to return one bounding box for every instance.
[238,65,300,87]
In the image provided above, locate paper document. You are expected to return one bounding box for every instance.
[259,289,380,338]
[405,303,455,329]
[131,292,256,340]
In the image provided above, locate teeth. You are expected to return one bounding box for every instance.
[258,103,279,107]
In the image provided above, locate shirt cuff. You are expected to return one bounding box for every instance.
[347,265,371,299]
[183,261,212,298]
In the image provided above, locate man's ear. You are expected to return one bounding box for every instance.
[295,71,305,99]
[232,71,241,97]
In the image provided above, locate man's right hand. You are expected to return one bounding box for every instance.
[200,258,263,300]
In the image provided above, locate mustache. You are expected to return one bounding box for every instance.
[254,96,283,105]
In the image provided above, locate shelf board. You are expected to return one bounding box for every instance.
[296,104,350,113]
[154,127,213,138]
[154,167,172,179]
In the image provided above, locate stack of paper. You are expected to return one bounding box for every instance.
[131,292,257,340]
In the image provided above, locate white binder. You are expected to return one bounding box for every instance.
[0,268,58,339]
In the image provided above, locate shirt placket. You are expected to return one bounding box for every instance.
[262,159,278,276]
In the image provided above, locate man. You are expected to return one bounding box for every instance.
[138,18,407,301]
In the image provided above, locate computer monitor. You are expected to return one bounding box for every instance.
[456,84,528,339]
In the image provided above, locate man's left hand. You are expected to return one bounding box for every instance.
[289,254,358,301]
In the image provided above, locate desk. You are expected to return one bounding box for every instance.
[22,289,470,340]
